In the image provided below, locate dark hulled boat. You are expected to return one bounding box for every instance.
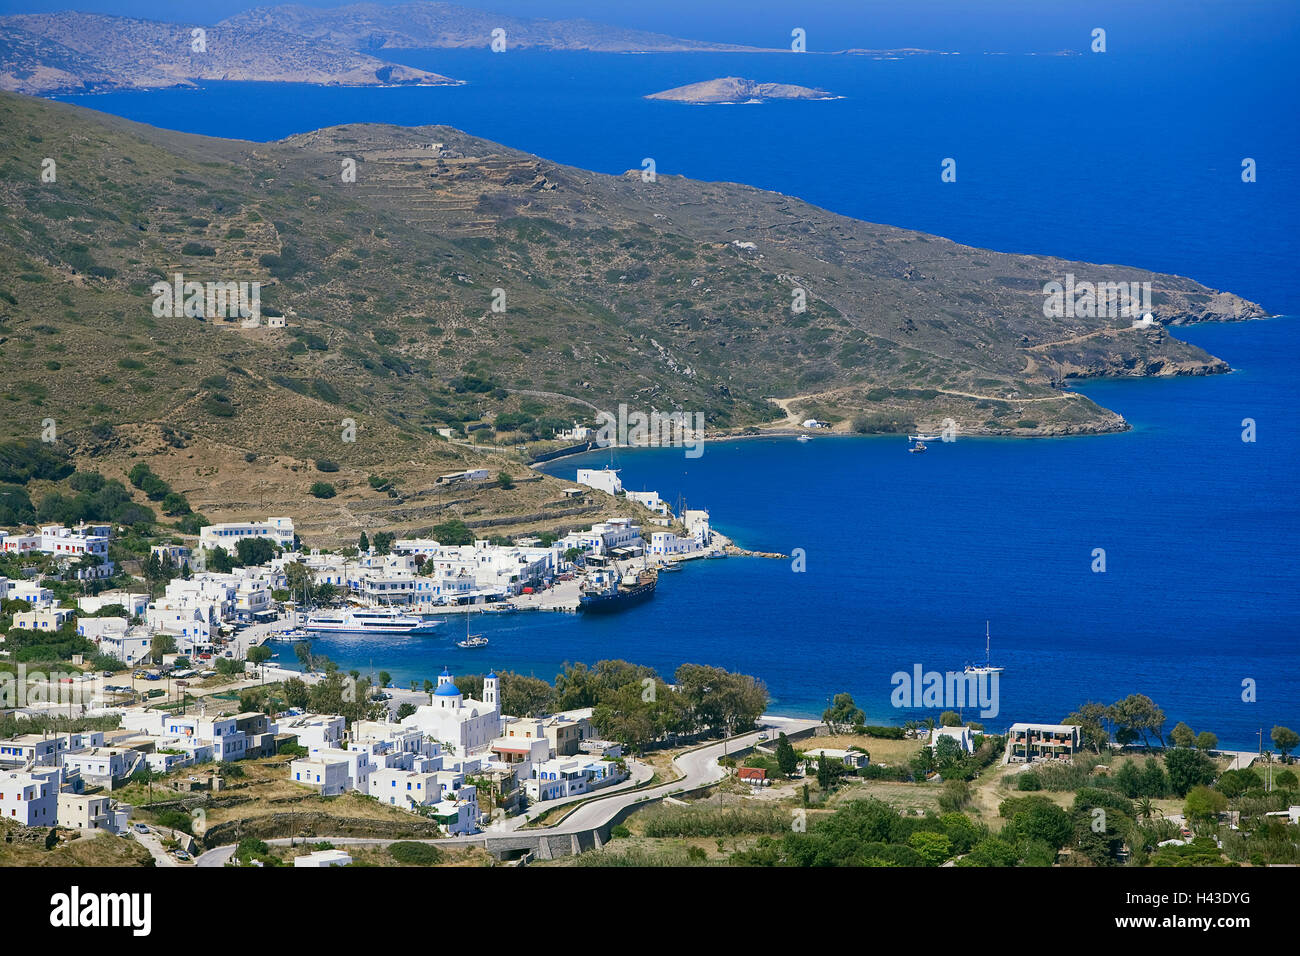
[578,568,658,613]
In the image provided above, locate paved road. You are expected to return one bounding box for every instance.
[196,845,236,868]
[192,714,818,865]
[132,827,179,867]
[547,716,816,836]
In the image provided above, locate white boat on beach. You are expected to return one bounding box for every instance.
[303,607,442,635]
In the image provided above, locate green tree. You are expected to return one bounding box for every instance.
[284,561,315,603]
[207,546,234,573]
[908,830,954,867]
[775,733,798,777]
[497,471,515,490]
[822,692,865,733]
[1195,731,1218,752]
[1111,694,1167,749]
[815,752,843,791]
[1165,747,1216,797]
[247,645,272,665]
[939,710,963,727]
[1139,756,1170,798]
[282,677,310,709]
[1271,726,1299,761]
[359,532,370,552]
[309,482,336,499]
[1184,785,1227,823]
[148,633,177,664]
[431,519,473,546]
[934,735,964,769]
[959,837,1019,867]
[910,746,936,781]
[1004,798,1073,853]
[1170,721,1195,748]
[496,671,558,718]
[234,537,277,567]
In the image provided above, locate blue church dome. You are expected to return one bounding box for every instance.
[486,671,498,680]
[434,682,461,697]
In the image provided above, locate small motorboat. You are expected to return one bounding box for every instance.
[796,434,813,442]
[909,433,941,442]
[909,441,927,454]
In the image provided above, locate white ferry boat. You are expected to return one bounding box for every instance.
[303,607,442,635]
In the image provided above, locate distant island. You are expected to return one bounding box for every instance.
[646,77,839,104]
[0,3,785,96]
[220,2,778,53]
[0,11,460,95]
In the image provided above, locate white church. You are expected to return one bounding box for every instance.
[399,667,503,755]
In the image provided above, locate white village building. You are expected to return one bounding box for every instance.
[400,668,503,755]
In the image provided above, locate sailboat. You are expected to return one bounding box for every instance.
[456,607,488,648]
[964,621,1004,674]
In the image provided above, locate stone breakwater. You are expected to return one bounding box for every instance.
[724,545,788,559]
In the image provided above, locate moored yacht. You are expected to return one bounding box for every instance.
[964,621,1005,674]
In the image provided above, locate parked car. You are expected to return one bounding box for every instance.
[133,824,149,834]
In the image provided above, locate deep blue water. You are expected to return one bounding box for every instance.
[47,21,1300,747]
[293,316,1300,749]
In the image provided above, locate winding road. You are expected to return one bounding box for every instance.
[192,715,819,866]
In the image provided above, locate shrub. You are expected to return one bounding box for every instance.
[861,725,906,740]
[389,842,442,865]
[639,806,787,838]
[154,809,192,834]
[1017,772,1042,791]
[309,482,336,499]
[939,779,972,812]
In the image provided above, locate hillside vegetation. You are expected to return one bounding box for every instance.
[0,91,1265,539]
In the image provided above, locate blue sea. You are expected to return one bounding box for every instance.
[51,13,1300,747]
